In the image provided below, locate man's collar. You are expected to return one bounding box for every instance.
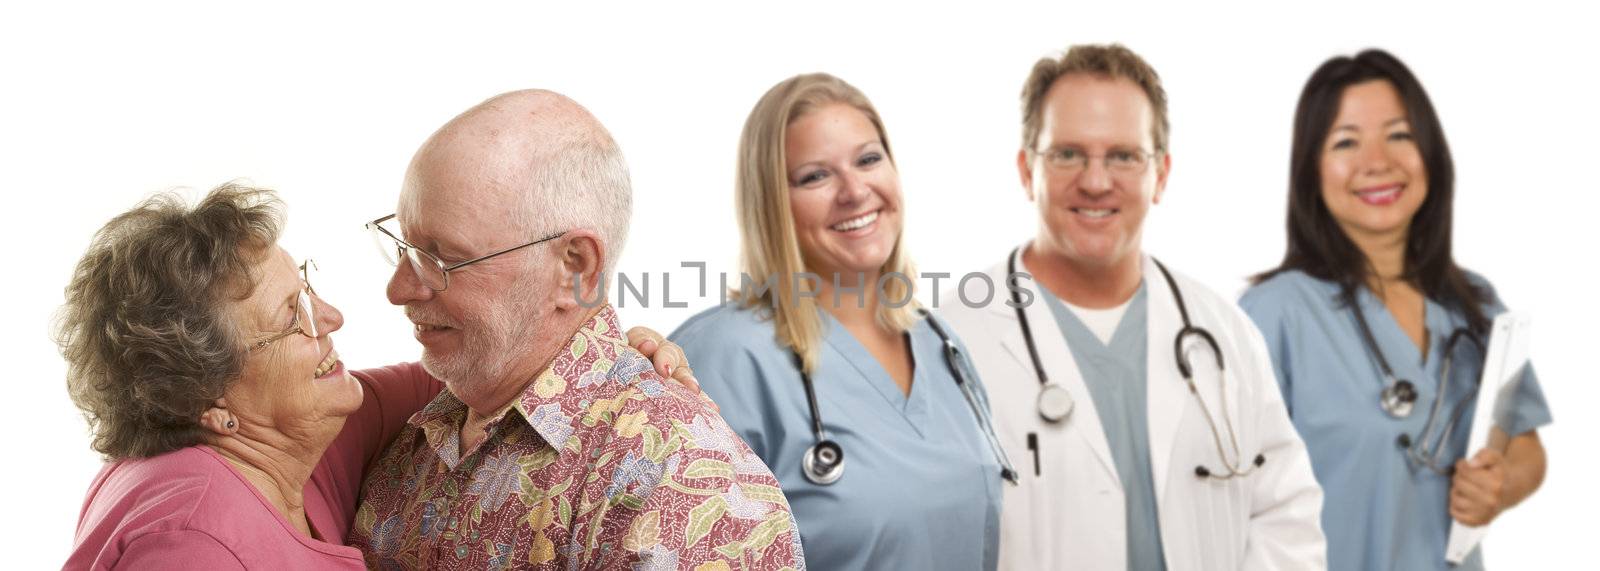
[510,304,647,454]
[410,383,467,428]
[407,305,639,457]
[406,305,630,447]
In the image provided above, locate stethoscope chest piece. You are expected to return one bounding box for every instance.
[802,439,845,485]
[792,309,1020,487]
[1380,378,1418,418]
[1037,384,1074,423]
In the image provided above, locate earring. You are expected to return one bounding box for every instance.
[225,420,236,430]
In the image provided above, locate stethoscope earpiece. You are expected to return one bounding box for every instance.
[802,439,845,485]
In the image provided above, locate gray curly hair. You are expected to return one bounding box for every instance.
[55,182,284,460]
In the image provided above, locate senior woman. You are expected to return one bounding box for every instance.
[1239,50,1551,570]
[670,73,1014,570]
[60,183,691,568]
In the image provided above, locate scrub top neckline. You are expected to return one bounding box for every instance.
[1355,286,1444,372]
[818,310,933,436]
[1040,281,1148,353]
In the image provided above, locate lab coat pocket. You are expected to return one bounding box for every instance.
[1188,464,1251,568]
[1171,418,1253,569]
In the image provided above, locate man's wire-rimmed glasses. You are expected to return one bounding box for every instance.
[1030,146,1161,177]
[365,213,567,292]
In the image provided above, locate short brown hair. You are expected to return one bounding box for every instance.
[55,183,283,460]
[1020,43,1170,154]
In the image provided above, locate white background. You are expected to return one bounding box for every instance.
[3,1,1595,565]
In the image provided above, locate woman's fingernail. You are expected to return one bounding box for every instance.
[664,363,674,377]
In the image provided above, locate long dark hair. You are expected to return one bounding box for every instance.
[1254,48,1489,334]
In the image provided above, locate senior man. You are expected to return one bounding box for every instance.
[350,90,804,569]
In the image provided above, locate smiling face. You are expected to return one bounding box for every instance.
[1319,79,1428,245]
[784,103,903,280]
[1020,74,1169,271]
[228,246,361,429]
[385,153,553,396]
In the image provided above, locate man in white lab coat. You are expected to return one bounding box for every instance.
[939,44,1326,570]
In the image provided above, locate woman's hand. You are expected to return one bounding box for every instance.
[627,326,716,410]
[1450,448,1506,526]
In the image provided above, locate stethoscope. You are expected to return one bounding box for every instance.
[796,308,1020,486]
[1349,302,1484,474]
[1007,247,1265,480]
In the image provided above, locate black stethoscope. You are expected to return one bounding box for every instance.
[1349,301,1484,474]
[796,308,1020,486]
[1007,247,1265,480]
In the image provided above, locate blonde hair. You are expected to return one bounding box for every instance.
[734,73,918,374]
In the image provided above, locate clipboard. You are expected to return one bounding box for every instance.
[1445,311,1532,565]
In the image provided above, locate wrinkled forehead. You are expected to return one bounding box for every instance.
[396,131,528,245]
[237,245,299,325]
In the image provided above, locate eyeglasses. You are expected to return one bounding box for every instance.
[1032,146,1160,177]
[365,214,567,292]
[251,260,320,352]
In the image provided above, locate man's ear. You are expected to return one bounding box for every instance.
[553,230,605,311]
[1017,149,1037,201]
[198,398,236,435]
[1152,152,1173,205]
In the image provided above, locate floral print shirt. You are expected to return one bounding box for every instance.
[350,306,805,570]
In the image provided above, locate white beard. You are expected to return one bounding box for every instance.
[420,280,544,402]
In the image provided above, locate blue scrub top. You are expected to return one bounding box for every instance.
[1240,270,1552,571]
[1041,283,1168,571]
[671,304,1004,570]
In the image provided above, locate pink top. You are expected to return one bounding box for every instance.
[65,363,443,570]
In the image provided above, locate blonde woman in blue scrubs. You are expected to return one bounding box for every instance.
[1240,49,1551,570]
[671,73,1011,570]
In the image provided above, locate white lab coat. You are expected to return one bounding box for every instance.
[938,249,1326,570]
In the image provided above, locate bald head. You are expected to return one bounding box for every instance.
[399,89,632,278]
[384,90,632,401]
